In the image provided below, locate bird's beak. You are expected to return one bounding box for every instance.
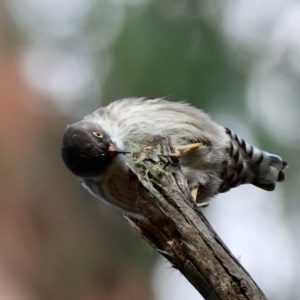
[108,144,130,156]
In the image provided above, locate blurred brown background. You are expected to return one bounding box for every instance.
[0,1,299,299]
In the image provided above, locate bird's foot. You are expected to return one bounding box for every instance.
[173,143,202,158]
[191,185,199,202]
[196,202,209,208]
[141,145,152,151]
[191,185,209,208]
[142,142,202,158]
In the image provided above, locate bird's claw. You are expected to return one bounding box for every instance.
[173,142,202,158]
[191,185,209,208]
[191,185,199,202]
[142,142,201,158]
[196,202,209,208]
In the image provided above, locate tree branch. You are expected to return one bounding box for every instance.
[124,136,267,300]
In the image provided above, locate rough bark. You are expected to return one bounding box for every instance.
[125,136,267,300]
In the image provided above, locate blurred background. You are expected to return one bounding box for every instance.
[0,0,299,299]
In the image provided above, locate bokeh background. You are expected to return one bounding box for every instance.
[0,0,299,299]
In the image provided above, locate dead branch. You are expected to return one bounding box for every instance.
[125,136,267,300]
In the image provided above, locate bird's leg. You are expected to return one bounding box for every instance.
[191,185,209,208]
[191,186,198,202]
[173,143,202,158]
[197,202,209,208]
[142,145,152,151]
[142,142,202,158]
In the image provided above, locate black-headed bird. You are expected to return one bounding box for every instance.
[61,98,287,213]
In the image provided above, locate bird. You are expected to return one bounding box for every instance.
[61,98,288,214]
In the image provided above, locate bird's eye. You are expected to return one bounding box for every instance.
[92,131,103,138]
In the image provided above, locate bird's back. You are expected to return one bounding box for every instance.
[85,98,229,149]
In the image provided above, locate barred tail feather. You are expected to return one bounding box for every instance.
[223,128,288,193]
[251,152,288,191]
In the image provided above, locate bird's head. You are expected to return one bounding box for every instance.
[61,121,129,178]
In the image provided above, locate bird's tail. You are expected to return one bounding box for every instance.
[250,152,288,191]
[220,128,288,193]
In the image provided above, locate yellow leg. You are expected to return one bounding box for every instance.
[197,202,209,208]
[191,186,199,202]
[175,143,202,152]
[143,142,202,158]
[174,143,202,158]
[142,145,152,151]
[191,185,209,208]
